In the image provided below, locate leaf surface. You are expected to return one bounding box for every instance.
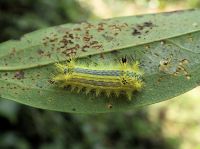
[0,9,200,113]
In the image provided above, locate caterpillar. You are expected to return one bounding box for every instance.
[53,57,144,100]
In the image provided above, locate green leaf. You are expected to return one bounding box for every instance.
[0,9,200,113]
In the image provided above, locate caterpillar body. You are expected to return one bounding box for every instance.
[53,58,144,100]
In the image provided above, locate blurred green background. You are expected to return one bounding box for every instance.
[0,0,200,149]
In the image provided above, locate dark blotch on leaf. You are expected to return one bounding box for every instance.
[143,21,154,28]
[14,71,25,80]
[132,28,141,35]
[37,49,44,55]
[48,80,55,84]
[132,21,155,36]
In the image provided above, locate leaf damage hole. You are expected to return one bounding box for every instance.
[159,57,191,80]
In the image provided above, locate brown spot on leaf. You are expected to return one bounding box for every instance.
[132,21,155,36]
[132,28,141,35]
[37,49,44,55]
[82,45,90,52]
[143,21,154,28]
[74,28,81,31]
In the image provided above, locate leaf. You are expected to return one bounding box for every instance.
[0,9,200,113]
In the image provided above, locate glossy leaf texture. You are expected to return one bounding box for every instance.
[0,9,200,113]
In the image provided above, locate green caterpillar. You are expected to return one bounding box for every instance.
[53,58,144,100]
